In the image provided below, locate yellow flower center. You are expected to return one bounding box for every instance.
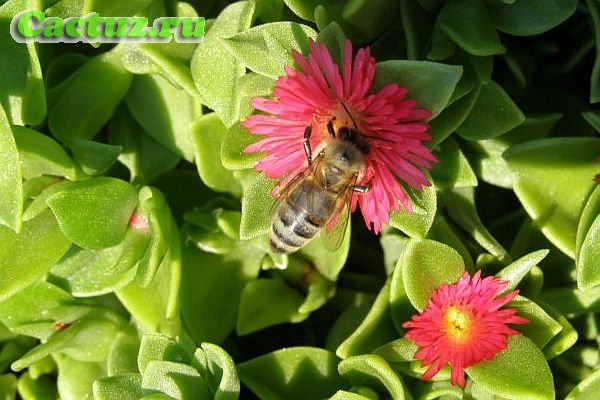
[443,306,472,342]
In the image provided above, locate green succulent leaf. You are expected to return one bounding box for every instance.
[373,61,462,118]
[399,239,465,311]
[108,106,180,185]
[142,361,209,399]
[0,210,70,302]
[236,276,307,335]
[238,347,346,399]
[388,178,437,238]
[0,1,46,126]
[191,113,242,196]
[466,335,554,400]
[180,236,261,344]
[93,374,143,400]
[430,138,477,190]
[13,126,76,180]
[125,73,199,162]
[137,334,190,375]
[12,312,124,371]
[0,105,22,232]
[438,0,505,56]
[338,354,408,400]
[55,356,106,400]
[577,184,600,289]
[223,22,317,79]
[504,137,600,258]
[47,177,138,250]
[495,249,549,292]
[193,343,240,400]
[49,46,132,141]
[64,139,121,177]
[191,2,254,127]
[487,0,578,36]
[456,80,525,140]
[337,280,399,358]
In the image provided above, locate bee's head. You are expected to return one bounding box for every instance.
[325,139,367,173]
[338,126,370,154]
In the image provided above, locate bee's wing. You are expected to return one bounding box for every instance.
[269,154,324,219]
[321,174,357,252]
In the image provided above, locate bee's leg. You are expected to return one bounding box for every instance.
[303,125,313,164]
[353,180,372,193]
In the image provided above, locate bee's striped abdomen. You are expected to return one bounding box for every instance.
[269,201,321,253]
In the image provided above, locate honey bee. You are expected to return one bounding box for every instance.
[269,108,371,254]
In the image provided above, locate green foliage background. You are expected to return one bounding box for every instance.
[1,0,600,398]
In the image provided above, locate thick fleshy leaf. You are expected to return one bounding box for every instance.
[142,361,209,399]
[495,250,549,292]
[51,229,149,297]
[464,113,561,188]
[0,210,70,302]
[399,239,465,311]
[0,105,22,231]
[283,0,336,21]
[301,222,351,281]
[193,343,240,400]
[236,277,307,335]
[428,84,480,145]
[509,296,562,350]
[537,301,577,360]
[0,281,82,341]
[191,113,242,196]
[578,213,600,290]
[487,0,578,36]
[577,185,600,256]
[47,177,138,250]
[117,246,180,337]
[426,214,474,270]
[125,73,199,162]
[238,347,345,399]
[49,46,132,141]
[137,334,190,375]
[17,371,57,400]
[222,123,269,171]
[336,280,399,358]
[338,355,408,399]
[108,106,180,185]
[388,178,437,238]
[13,126,76,180]
[504,137,600,258]
[466,335,554,400]
[373,61,462,118]
[443,187,509,262]
[93,374,143,400]
[239,171,275,240]
[430,139,477,190]
[64,139,121,176]
[12,312,124,370]
[223,22,316,79]
[0,1,46,125]
[134,187,172,287]
[565,366,600,399]
[589,0,600,103]
[180,236,261,344]
[456,80,525,140]
[55,356,105,400]
[438,0,505,56]
[191,2,254,127]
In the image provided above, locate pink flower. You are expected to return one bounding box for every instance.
[241,39,436,233]
[402,271,528,387]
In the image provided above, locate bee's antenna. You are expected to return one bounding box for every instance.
[341,102,358,129]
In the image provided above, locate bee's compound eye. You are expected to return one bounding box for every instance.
[339,127,351,140]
